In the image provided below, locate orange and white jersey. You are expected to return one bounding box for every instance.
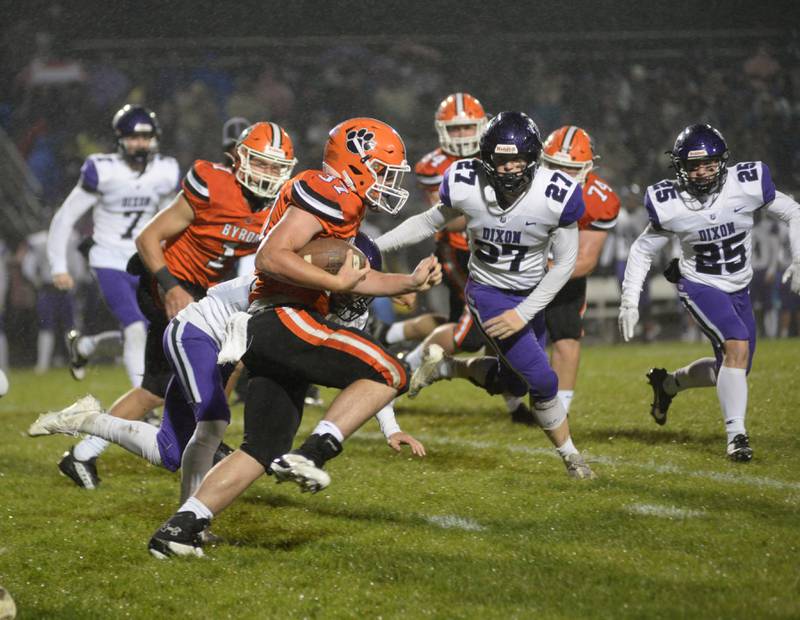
[164,160,268,289]
[415,147,460,190]
[415,148,469,251]
[579,172,620,232]
[250,169,366,315]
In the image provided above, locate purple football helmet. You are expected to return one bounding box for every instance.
[479,111,542,196]
[670,124,729,196]
[112,104,160,165]
[330,232,382,322]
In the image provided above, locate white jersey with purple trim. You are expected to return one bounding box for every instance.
[643,161,776,292]
[48,152,179,274]
[438,159,584,290]
[177,274,254,347]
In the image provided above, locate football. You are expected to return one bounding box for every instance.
[298,238,367,274]
[0,586,16,620]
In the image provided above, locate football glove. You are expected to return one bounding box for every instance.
[781,260,800,295]
[618,304,639,342]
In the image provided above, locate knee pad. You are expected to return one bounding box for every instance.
[532,396,567,430]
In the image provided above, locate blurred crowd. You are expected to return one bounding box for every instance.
[0,19,799,370]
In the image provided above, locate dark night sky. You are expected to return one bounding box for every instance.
[6,0,797,41]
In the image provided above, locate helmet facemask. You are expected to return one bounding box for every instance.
[363,158,410,215]
[118,132,158,165]
[671,154,728,198]
[435,118,487,157]
[483,152,537,197]
[235,143,297,199]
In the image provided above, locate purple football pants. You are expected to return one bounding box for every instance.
[465,278,557,402]
[156,319,233,472]
[677,277,756,373]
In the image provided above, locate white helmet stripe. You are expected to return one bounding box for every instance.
[455,93,464,115]
[561,126,578,155]
[269,122,282,151]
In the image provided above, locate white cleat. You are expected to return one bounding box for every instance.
[28,395,103,437]
[563,452,597,480]
[408,344,448,399]
[269,454,330,493]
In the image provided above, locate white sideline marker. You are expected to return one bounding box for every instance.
[626,503,706,519]
[426,515,485,531]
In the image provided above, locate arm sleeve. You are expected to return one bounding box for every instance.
[375,204,457,253]
[620,224,671,308]
[375,405,402,439]
[514,224,579,322]
[766,190,800,262]
[47,185,97,274]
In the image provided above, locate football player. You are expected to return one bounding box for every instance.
[377,112,594,479]
[29,234,423,510]
[52,121,297,489]
[619,124,800,461]
[540,126,620,415]
[47,104,179,385]
[146,118,441,558]
[405,125,622,426]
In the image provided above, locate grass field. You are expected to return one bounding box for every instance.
[1,339,799,619]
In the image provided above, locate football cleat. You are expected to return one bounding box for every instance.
[408,344,450,398]
[58,447,100,489]
[148,511,209,559]
[563,452,596,480]
[304,385,323,407]
[509,403,536,426]
[28,395,103,437]
[727,434,753,462]
[269,454,330,493]
[646,368,674,426]
[66,329,88,381]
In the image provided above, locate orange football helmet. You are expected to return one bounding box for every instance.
[435,92,488,157]
[541,125,596,183]
[322,118,410,215]
[235,121,297,199]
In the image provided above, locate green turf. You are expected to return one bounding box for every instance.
[1,339,799,618]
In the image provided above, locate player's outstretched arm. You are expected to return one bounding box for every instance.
[376,203,460,254]
[351,255,442,297]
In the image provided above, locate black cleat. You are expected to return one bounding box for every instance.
[66,329,88,381]
[58,447,100,489]
[727,434,753,462]
[148,511,209,559]
[509,403,536,426]
[212,441,234,465]
[646,368,674,426]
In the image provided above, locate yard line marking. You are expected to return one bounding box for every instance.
[354,432,800,492]
[425,515,485,531]
[626,503,706,519]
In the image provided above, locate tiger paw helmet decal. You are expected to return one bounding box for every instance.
[345,128,376,158]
